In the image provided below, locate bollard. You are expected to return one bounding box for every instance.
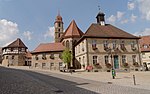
[133,75,136,85]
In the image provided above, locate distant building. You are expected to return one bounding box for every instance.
[2,38,28,66]
[31,43,65,70]
[139,36,150,66]
[75,11,141,71]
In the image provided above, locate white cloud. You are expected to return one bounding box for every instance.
[107,15,116,23]
[130,14,137,22]
[0,19,19,47]
[117,11,125,20]
[127,1,135,10]
[23,31,32,40]
[121,19,129,24]
[134,28,150,36]
[138,0,150,20]
[44,26,55,39]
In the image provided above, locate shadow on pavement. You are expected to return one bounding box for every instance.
[0,66,99,94]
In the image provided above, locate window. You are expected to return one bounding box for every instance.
[79,57,81,63]
[104,56,109,64]
[50,54,54,59]
[35,63,38,67]
[112,40,117,49]
[59,62,63,66]
[35,55,38,60]
[50,63,54,66]
[93,56,97,65]
[132,55,136,63]
[66,40,69,48]
[78,45,80,53]
[6,56,8,59]
[82,42,84,51]
[120,40,126,50]
[143,44,149,49]
[131,41,135,48]
[58,23,61,27]
[59,53,62,59]
[42,63,46,67]
[103,40,108,50]
[42,53,46,60]
[122,55,126,64]
[12,56,14,59]
[92,40,97,50]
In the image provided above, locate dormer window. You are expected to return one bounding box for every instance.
[50,54,54,59]
[42,53,46,60]
[143,44,149,49]
[92,40,97,50]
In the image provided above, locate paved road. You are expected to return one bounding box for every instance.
[0,67,150,94]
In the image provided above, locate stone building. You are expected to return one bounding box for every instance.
[139,36,150,66]
[2,38,28,66]
[31,43,65,70]
[75,11,141,71]
[60,20,84,68]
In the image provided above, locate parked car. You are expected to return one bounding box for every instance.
[146,62,150,70]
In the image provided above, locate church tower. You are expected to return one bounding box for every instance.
[54,12,64,43]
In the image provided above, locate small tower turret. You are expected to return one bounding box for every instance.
[96,6,105,26]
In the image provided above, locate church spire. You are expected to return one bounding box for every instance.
[96,6,105,26]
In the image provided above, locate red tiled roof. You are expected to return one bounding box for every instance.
[84,24,139,39]
[61,20,84,39]
[139,35,150,52]
[26,51,32,58]
[5,38,27,48]
[32,43,65,53]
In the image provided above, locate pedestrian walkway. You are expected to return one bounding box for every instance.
[4,65,150,90]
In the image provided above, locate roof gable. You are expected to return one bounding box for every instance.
[84,24,139,39]
[7,38,27,48]
[140,35,150,52]
[32,43,65,53]
[62,20,83,38]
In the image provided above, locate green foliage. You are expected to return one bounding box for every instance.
[62,49,72,65]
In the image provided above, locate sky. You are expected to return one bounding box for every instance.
[0,0,150,51]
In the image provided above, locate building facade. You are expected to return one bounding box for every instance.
[2,38,28,66]
[139,36,150,67]
[31,43,65,70]
[75,11,141,71]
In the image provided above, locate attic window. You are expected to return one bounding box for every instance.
[143,44,149,49]
[50,54,54,59]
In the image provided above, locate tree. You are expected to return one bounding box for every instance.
[62,48,72,69]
